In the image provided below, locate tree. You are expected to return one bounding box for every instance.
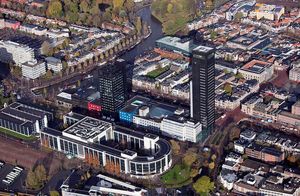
[41,41,53,56]
[170,140,180,155]
[224,83,233,95]
[135,16,142,35]
[11,66,22,78]
[35,164,47,184]
[50,191,60,196]
[193,176,214,195]
[113,0,125,8]
[235,72,244,79]
[235,12,244,21]
[66,11,79,23]
[208,162,215,170]
[26,170,38,189]
[45,70,53,80]
[190,168,199,178]
[124,0,135,12]
[167,3,173,13]
[119,9,127,18]
[229,127,241,141]
[79,0,89,13]
[183,151,198,166]
[211,154,217,161]
[210,30,217,40]
[46,0,63,18]
[287,154,299,164]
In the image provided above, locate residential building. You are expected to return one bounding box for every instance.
[238,60,274,83]
[0,40,35,66]
[251,3,285,21]
[46,57,63,73]
[21,60,46,79]
[289,67,300,82]
[190,46,215,141]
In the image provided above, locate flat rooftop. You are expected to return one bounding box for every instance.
[241,59,271,74]
[63,117,111,140]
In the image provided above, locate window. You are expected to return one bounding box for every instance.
[120,160,125,171]
[137,164,142,172]
[130,163,136,173]
[143,164,149,173]
[156,161,161,171]
[150,163,155,172]
[73,144,77,155]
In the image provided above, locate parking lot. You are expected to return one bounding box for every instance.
[0,161,27,193]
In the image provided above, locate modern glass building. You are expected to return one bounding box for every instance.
[98,59,127,117]
[40,115,172,178]
[190,46,215,141]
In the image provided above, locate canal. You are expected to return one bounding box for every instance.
[121,5,163,63]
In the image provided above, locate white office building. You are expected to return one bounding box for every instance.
[46,57,63,73]
[161,117,202,143]
[21,60,46,79]
[0,41,35,66]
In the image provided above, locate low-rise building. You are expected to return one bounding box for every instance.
[61,173,148,196]
[238,60,274,83]
[289,67,300,82]
[21,60,46,79]
[0,40,35,66]
[0,102,53,136]
[46,57,63,73]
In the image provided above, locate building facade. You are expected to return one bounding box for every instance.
[0,40,35,66]
[190,46,215,141]
[40,115,172,178]
[98,59,127,116]
[21,60,46,79]
[0,102,53,136]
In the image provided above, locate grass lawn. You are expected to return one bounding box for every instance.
[146,66,169,78]
[161,163,191,186]
[0,126,36,141]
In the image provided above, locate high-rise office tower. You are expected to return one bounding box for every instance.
[98,59,127,117]
[190,46,215,141]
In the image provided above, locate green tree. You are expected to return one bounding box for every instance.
[119,9,127,18]
[66,11,79,23]
[50,191,60,196]
[210,30,217,40]
[124,0,135,12]
[80,0,89,13]
[193,176,214,195]
[167,3,173,13]
[235,12,244,21]
[208,162,215,170]
[113,0,125,8]
[235,72,244,79]
[224,83,233,95]
[47,0,63,18]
